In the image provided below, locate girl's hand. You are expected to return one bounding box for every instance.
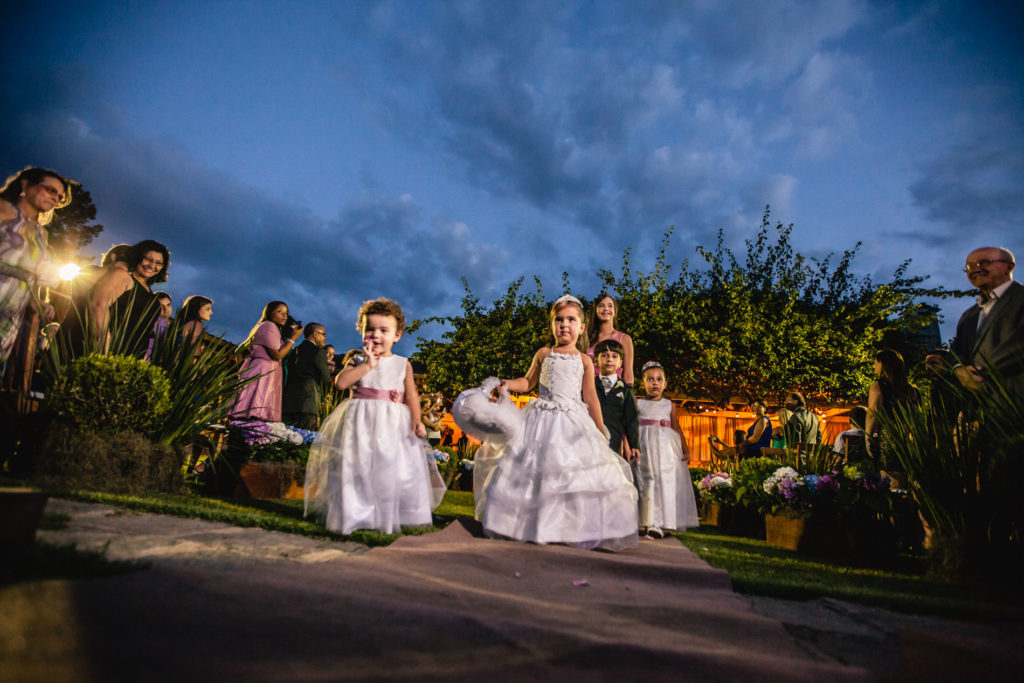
[289,325,303,341]
[413,421,426,438]
[362,338,379,368]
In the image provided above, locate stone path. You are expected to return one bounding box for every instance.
[2,499,1022,681]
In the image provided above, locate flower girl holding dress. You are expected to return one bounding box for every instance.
[479,295,638,551]
[304,298,434,535]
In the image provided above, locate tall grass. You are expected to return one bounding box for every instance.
[44,298,258,447]
[878,367,1023,582]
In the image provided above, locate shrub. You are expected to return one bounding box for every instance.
[732,456,781,514]
[35,424,184,494]
[48,354,171,436]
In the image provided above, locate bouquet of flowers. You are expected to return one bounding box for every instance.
[814,465,893,517]
[763,466,818,514]
[228,419,317,466]
[697,472,735,505]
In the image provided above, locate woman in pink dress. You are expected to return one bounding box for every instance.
[586,293,635,386]
[231,301,303,422]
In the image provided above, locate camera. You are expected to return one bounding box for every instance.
[282,315,302,334]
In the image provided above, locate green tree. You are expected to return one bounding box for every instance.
[413,207,961,405]
[47,188,104,259]
[410,277,555,397]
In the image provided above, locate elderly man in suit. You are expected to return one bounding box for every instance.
[282,322,332,430]
[928,246,1024,403]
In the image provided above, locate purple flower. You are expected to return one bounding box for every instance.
[779,477,803,503]
[817,474,840,493]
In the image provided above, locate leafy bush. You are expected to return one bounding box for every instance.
[732,456,781,514]
[689,466,711,488]
[48,354,171,436]
[35,424,184,494]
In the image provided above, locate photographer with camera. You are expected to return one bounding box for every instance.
[230,300,304,422]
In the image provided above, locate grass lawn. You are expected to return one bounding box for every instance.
[673,525,1024,621]
[48,487,476,547]
[11,483,1023,621]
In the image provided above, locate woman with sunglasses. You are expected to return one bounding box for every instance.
[0,166,73,367]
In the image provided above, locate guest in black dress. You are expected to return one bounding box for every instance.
[82,239,170,357]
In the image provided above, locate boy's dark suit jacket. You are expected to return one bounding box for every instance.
[595,376,640,453]
[282,339,332,417]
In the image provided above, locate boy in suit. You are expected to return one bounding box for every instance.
[594,339,651,532]
[594,339,641,458]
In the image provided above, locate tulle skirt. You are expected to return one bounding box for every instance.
[638,426,699,531]
[480,399,638,551]
[305,398,434,535]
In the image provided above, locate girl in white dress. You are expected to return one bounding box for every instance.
[637,361,699,536]
[304,298,434,535]
[481,295,638,551]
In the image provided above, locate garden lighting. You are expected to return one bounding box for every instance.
[58,262,81,281]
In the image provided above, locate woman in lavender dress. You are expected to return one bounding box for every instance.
[231,301,303,422]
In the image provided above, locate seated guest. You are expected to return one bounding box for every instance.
[708,398,772,460]
[833,406,869,463]
[324,344,337,374]
[771,407,791,448]
[736,397,772,458]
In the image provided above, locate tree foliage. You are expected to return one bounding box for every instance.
[47,188,104,258]
[413,208,961,405]
[410,276,555,397]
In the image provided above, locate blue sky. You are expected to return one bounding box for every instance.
[2,0,1021,355]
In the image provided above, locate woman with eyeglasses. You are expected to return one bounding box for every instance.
[0,166,73,367]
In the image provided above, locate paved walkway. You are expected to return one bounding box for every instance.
[2,499,1022,681]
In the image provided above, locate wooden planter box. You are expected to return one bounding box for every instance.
[0,487,49,547]
[703,502,728,526]
[765,512,808,550]
[765,512,898,566]
[238,463,304,500]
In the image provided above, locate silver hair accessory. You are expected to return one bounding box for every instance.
[554,294,582,307]
[641,361,664,372]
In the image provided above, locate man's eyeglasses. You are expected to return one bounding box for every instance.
[964,258,1011,272]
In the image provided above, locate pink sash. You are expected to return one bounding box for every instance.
[640,419,671,427]
[352,387,405,403]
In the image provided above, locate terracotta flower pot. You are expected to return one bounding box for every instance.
[238,463,304,499]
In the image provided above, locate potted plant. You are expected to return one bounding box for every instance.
[230,420,315,499]
[696,471,735,526]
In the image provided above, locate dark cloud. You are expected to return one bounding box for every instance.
[0,69,507,348]
[335,1,872,248]
[909,131,1024,238]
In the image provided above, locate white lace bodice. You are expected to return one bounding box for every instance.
[537,351,584,408]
